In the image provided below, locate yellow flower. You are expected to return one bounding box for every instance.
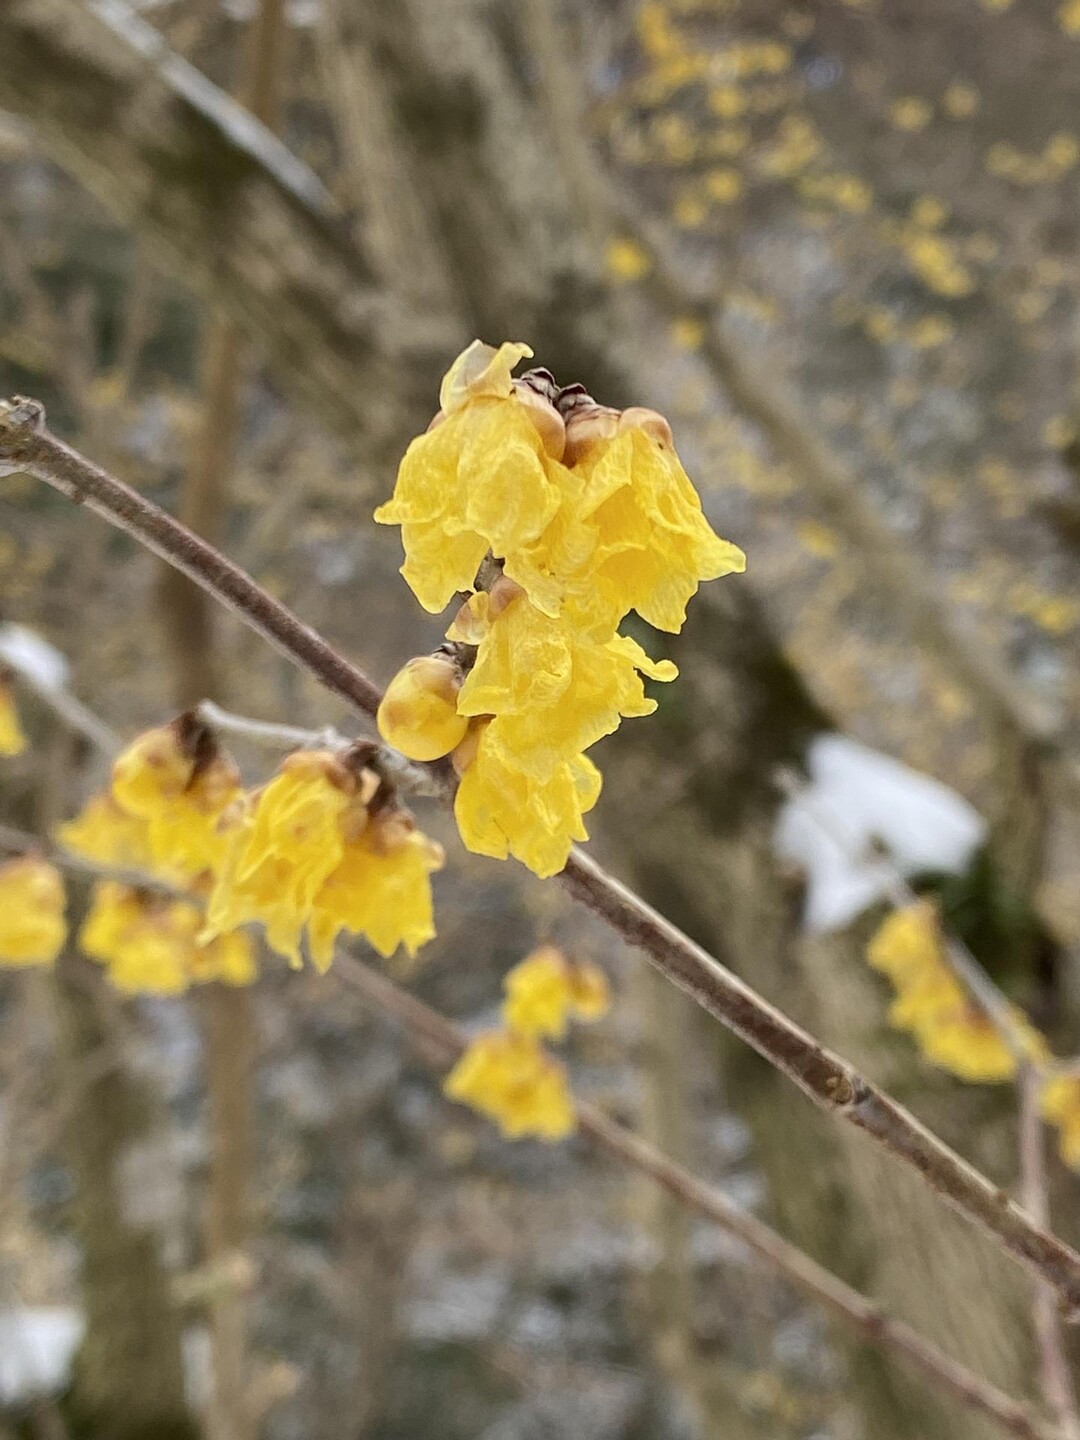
[1041,1073,1080,1169]
[0,678,26,756]
[204,751,366,966]
[502,946,611,1038]
[111,720,241,882]
[0,857,66,967]
[522,425,745,634]
[377,653,469,761]
[374,342,568,614]
[869,902,1047,1083]
[450,591,676,777]
[307,810,444,971]
[80,881,252,994]
[443,1030,575,1140]
[454,726,602,878]
[605,238,651,281]
[56,793,156,872]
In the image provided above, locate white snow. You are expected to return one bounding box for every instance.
[0,624,69,692]
[0,1307,83,1403]
[774,734,986,934]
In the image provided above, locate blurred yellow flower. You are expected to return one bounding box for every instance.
[205,750,368,966]
[81,881,255,994]
[0,857,66,967]
[443,1030,575,1140]
[307,811,444,970]
[605,238,651,281]
[1041,1073,1080,1168]
[0,678,25,756]
[112,720,241,882]
[868,903,1047,1083]
[502,946,611,1039]
[56,792,155,873]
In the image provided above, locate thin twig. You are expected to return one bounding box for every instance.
[195,700,349,754]
[8,403,1080,1317]
[1021,1066,1080,1439]
[0,628,121,756]
[332,953,1061,1440]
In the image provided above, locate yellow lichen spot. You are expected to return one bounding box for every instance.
[796,519,839,559]
[443,1030,575,1140]
[943,81,980,118]
[605,238,651,282]
[0,857,66,967]
[673,191,708,228]
[908,314,955,349]
[704,167,744,203]
[671,316,707,351]
[707,84,745,119]
[0,677,26,757]
[1043,414,1076,449]
[890,97,932,132]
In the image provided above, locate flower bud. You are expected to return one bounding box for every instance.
[562,404,621,466]
[512,381,567,461]
[377,655,469,762]
[617,406,674,449]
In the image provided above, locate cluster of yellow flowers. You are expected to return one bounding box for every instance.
[0,673,25,756]
[55,716,443,992]
[443,946,610,1140]
[867,902,1045,1083]
[203,747,443,971]
[866,903,1080,1172]
[375,341,744,876]
[0,857,66,967]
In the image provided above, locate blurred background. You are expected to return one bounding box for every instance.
[2,0,1080,1436]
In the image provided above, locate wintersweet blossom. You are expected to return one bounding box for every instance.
[868,902,1046,1083]
[443,1030,575,1140]
[501,947,611,1039]
[374,342,569,614]
[111,718,241,882]
[449,590,677,776]
[0,677,25,756]
[1041,1073,1080,1169]
[56,793,157,873]
[205,749,443,970]
[0,857,66,966]
[374,340,745,877]
[453,727,602,878]
[80,881,255,995]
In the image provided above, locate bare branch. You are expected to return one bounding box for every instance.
[333,953,1062,1440]
[9,403,1080,1318]
[0,627,121,757]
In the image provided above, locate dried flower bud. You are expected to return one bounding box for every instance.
[562,403,621,466]
[377,654,469,762]
[617,406,674,449]
[512,380,566,461]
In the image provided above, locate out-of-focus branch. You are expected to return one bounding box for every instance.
[9,404,1080,1318]
[333,954,1061,1440]
[0,822,187,899]
[195,700,348,754]
[1021,1068,1080,1440]
[0,0,453,443]
[0,628,121,756]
